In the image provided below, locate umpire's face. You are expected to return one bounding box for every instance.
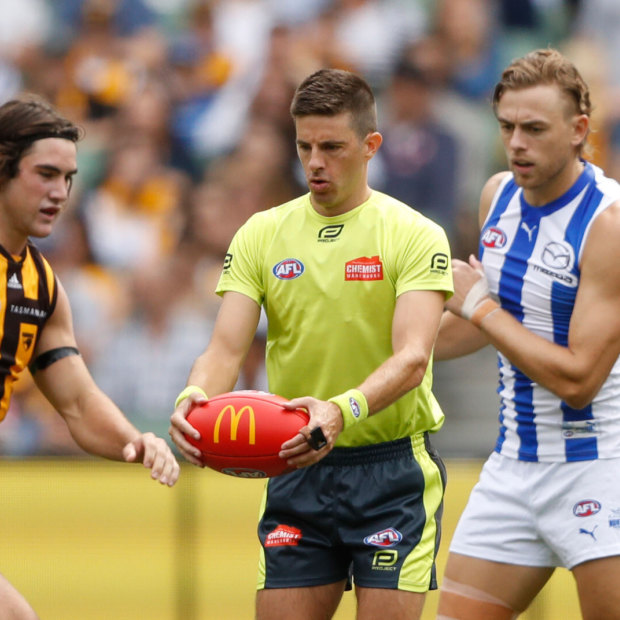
[295,111,381,218]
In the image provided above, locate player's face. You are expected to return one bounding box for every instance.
[0,138,77,253]
[496,84,588,205]
[295,112,381,216]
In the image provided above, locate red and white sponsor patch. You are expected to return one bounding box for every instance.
[345,256,383,281]
[265,524,302,547]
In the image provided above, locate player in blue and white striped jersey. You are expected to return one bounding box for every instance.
[435,48,620,620]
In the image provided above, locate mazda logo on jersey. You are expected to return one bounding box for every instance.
[273,258,305,280]
[541,242,573,270]
[318,224,344,242]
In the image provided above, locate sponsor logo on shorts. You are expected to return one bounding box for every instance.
[609,509,620,529]
[363,527,402,547]
[345,256,383,281]
[371,550,398,571]
[573,500,601,517]
[273,259,304,280]
[481,226,507,249]
[265,524,302,547]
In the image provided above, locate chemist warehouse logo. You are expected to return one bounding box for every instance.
[345,256,383,281]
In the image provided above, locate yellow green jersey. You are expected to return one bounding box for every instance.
[217,191,453,447]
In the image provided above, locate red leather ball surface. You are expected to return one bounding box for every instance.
[185,391,309,478]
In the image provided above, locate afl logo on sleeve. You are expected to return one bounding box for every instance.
[481,226,507,249]
[273,258,305,280]
[223,253,232,271]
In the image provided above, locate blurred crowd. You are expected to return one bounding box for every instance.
[2,0,619,456]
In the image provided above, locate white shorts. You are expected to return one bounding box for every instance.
[449,452,620,569]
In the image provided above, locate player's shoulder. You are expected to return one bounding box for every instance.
[369,190,442,228]
[242,195,308,232]
[482,171,512,201]
[591,163,620,199]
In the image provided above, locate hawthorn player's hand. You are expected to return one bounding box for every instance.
[123,432,180,486]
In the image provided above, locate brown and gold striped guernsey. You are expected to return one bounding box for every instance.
[0,241,57,421]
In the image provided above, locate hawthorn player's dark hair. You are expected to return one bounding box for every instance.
[0,95,83,185]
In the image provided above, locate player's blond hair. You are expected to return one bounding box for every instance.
[492,48,592,156]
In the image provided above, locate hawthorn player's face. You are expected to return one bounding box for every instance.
[295,111,378,216]
[0,137,77,254]
[496,83,587,205]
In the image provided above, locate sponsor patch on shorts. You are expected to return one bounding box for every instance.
[265,524,302,547]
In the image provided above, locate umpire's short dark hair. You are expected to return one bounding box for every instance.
[290,68,377,139]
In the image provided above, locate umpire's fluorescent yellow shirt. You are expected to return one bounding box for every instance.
[216,191,453,447]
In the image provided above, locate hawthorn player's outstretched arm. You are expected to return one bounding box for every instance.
[169,291,261,466]
[32,281,180,485]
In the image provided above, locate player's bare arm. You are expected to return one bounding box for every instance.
[281,289,446,467]
[434,311,489,360]
[449,200,620,408]
[32,282,179,485]
[169,291,261,465]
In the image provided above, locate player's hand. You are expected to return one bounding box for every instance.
[123,432,180,486]
[445,255,490,318]
[169,391,208,467]
[279,396,343,468]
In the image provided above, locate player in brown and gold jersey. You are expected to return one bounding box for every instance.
[0,96,180,619]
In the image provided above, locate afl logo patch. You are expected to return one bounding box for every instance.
[364,527,403,547]
[481,226,507,249]
[273,258,304,280]
[573,500,601,517]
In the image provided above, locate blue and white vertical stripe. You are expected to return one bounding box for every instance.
[480,163,620,462]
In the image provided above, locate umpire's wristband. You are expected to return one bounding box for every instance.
[175,385,208,408]
[328,389,368,430]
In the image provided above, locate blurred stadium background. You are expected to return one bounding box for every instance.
[1,0,618,618]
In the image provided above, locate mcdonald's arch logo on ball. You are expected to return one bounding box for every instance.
[185,391,310,478]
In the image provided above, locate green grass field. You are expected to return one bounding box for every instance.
[1,459,579,619]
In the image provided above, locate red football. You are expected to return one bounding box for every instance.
[184,390,310,478]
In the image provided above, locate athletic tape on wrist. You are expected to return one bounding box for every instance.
[470,299,500,327]
[461,276,491,320]
[175,385,207,409]
[328,389,368,430]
